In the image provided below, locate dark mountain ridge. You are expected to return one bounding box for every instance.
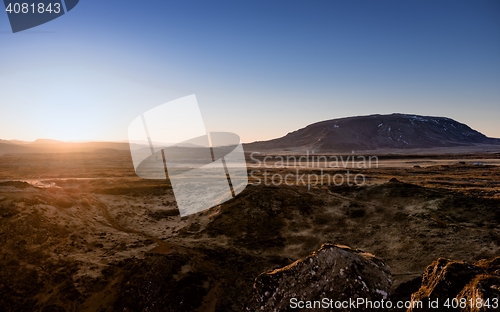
[245,113,500,153]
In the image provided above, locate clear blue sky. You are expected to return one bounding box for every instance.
[0,0,499,142]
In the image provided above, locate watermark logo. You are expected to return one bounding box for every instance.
[128,95,248,217]
[248,151,378,189]
[3,0,79,33]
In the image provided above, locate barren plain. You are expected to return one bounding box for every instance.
[0,150,499,311]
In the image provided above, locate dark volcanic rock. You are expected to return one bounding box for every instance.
[246,243,392,311]
[245,113,500,152]
[408,257,500,311]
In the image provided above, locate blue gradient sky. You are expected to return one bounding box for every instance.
[1,0,499,142]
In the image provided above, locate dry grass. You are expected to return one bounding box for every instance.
[0,152,498,311]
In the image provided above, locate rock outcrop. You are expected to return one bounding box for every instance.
[246,243,392,311]
[408,257,500,311]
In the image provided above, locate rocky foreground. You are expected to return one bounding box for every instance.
[247,244,500,312]
[247,244,392,311]
[408,257,500,312]
[1,171,499,311]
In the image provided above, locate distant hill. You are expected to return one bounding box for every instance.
[31,138,64,144]
[0,140,132,155]
[0,142,33,154]
[245,114,500,153]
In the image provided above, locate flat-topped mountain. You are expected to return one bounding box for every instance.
[245,114,500,153]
